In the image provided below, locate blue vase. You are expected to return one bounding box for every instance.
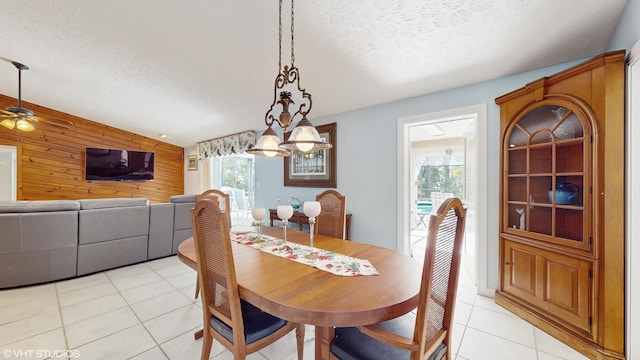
[548,182,578,205]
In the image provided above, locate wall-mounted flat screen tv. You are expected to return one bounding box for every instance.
[85,147,154,181]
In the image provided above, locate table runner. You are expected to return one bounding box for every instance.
[231,230,379,276]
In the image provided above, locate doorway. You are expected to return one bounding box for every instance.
[203,153,256,227]
[0,145,17,201]
[397,104,488,293]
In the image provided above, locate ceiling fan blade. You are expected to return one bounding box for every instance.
[40,117,74,129]
[0,109,18,117]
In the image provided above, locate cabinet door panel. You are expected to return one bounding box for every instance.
[504,241,537,303]
[504,240,592,336]
[541,251,592,334]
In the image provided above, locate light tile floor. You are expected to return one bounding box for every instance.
[0,255,589,360]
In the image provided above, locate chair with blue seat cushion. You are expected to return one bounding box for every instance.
[191,199,305,360]
[331,197,466,360]
[194,189,232,299]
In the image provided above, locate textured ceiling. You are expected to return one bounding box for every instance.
[0,0,628,147]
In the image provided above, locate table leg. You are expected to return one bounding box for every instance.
[194,328,203,339]
[315,326,335,360]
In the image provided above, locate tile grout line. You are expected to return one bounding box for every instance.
[54,281,72,354]
[121,261,165,359]
[67,269,144,353]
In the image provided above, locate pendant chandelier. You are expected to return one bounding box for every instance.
[247,0,332,157]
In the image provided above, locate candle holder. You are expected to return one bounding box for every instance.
[251,208,267,243]
[277,204,294,246]
[303,201,321,259]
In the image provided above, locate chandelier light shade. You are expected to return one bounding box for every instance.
[247,0,331,157]
[280,115,332,152]
[250,125,291,157]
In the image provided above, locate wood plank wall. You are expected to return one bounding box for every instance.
[0,94,184,203]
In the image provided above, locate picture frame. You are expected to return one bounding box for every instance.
[187,155,198,171]
[284,122,336,188]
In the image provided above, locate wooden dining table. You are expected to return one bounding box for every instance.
[177,226,422,360]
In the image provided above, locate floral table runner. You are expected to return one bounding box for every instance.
[231,230,379,276]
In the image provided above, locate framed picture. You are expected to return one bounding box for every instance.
[187,155,198,171]
[284,122,336,188]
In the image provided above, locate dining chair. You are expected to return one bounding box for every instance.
[191,199,305,360]
[331,197,466,360]
[315,190,347,240]
[197,189,232,224]
[194,189,232,299]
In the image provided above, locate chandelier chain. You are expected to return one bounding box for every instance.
[278,0,282,72]
[291,0,295,66]
[248,0,332,156]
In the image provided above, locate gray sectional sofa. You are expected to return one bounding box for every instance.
[0,195,196,289]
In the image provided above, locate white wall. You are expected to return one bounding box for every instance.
[183,145,201,195]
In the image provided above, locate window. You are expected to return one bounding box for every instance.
[208,153,255,226]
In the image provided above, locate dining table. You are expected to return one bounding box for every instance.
[177,226,422,360]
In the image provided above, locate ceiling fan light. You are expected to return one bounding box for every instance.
[16,119,34,131]
[0,119,16,130]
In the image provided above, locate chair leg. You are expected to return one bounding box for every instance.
[295,324,305,360]
[195,276,200,299]
[200,331,213,360]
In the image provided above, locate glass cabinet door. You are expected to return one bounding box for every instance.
[505,104,589,250]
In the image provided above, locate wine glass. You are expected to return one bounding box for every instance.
[251,208,266,241]
[277,204,294,245]
[303,201,321,248]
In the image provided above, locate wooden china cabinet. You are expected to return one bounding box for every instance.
[495,51,625,359]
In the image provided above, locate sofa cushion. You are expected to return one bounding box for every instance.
[77,236,148,276]
[0,200,80,213]
[79,206,150,245]
[21,211,79,251]
[150,203,175,234]
[173,202,195,230]
[78,198,149,210]
[170,194,197,203]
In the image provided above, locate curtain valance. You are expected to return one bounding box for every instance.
[197,130,256,158]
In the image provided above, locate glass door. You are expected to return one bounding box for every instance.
[505,104,590,251]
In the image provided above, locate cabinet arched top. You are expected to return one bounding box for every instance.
[503,96,596,149]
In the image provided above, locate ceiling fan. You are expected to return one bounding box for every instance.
[0,61,73,131]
